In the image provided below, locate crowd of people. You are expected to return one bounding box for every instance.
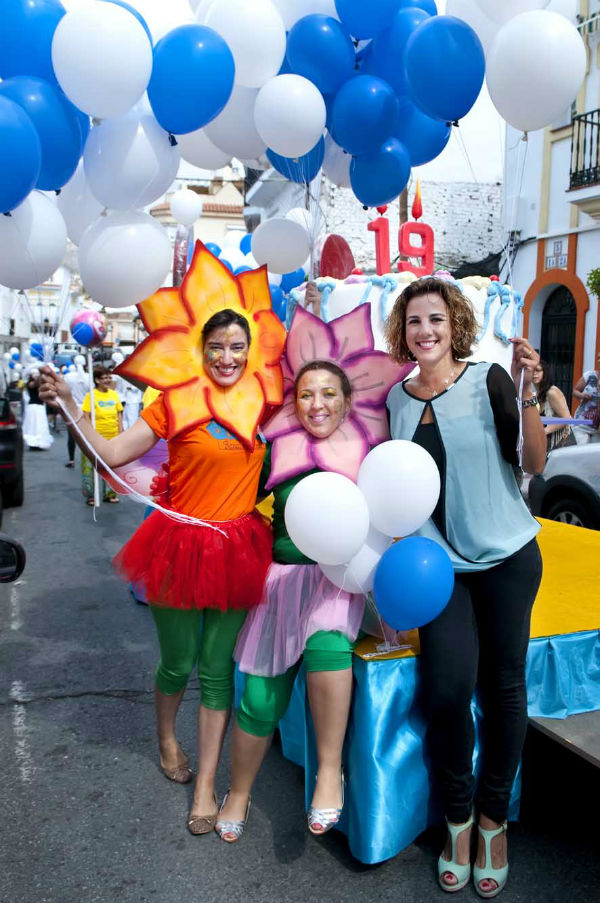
[35,273,566,898]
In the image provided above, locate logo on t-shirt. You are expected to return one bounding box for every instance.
[206,421,236,442]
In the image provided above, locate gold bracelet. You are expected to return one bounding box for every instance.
[67,409,83,425]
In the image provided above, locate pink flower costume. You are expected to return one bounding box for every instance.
[235,304,412,677]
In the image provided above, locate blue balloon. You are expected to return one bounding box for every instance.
[220,259,234,273]
[0,95,42,213]
[267,137,325,184]
[335,0,403,39]
[350,137,410,207]
[148,25,235,135]
[30,342,44,361]
[287,15,355,94]
[239,234,252,255]
[405,16,485,122]
[361,7,430,96]
[280,268,305,293]
[269,283,287,322]
[373,537,454,631]
[234,265,252,275]
[0,0,66,84]
[11,352,20,361]
[331,75,399,156]
[398,0,437,13]
[396,97,450,165]
[71,322,96,346]
[8,361,15,369]
[0,77,83,190]
[99,0,152,44]
[205,242,221,257]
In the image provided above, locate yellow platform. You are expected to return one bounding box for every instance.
[355,518,600,662]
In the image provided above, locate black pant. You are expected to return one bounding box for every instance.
[67,431,75,463]
[419,539,542,824]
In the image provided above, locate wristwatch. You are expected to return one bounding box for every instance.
[521,394,538,409]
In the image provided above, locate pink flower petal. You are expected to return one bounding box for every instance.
[266,429,315,489]
[311,417,369,483]
[286,305,335,373]
[263,398,301,440]
[352,403,391,446]
[344,352,409,405]
[330,304,374,361]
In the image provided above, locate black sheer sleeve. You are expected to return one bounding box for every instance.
[487,363,519,465]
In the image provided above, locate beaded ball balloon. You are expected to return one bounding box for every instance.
[70,310,107,347]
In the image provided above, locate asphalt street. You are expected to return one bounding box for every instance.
[1,435,598,903]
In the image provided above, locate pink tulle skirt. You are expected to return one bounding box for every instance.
[234,562,366,677]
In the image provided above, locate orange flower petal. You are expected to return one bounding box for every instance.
[120,329,202,390]
[236,266,273,315]
[249,310,287,367]
[182,243,244,323]
[138,288,193,334]
[206,370,266,448]
[164,378,212,437]
[256,364,284,406]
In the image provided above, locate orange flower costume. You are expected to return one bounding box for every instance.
[113,243,286,610]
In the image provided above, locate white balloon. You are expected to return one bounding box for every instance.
[51,4,152,119]
[284,472,370,566]
[57,161,104,246]
[205,0,286,88]
[252,218,310,274]
[320,527,392,593]
[111,351,125,364]
[322,134,351,188]
[285,206,324,243]
[175,129,231,170]
[124,0,196,42]
[78,211,171,308]
[13,362,23,372]
[244,252,259,268]
[9,347,19,356]
[84,110,180,211]
[170,188,204,227]
[219,248,247,270]
[0,193,67,290]
[74,354,86,366]
[357,440,441,538]
[223,230,248,248]
[205,86,267,161]
[267,271,282,286]
[476,0,549,24]
[271,0,339,29]
[445,0,497,55]
[486,11,586,133]
[254,75,327,158]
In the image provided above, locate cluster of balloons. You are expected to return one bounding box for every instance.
[0,0,586,306]
[199,227,307,321]
[284,440,455,631]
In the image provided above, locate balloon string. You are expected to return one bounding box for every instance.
[56,397,227,535]
[333,567,408,658]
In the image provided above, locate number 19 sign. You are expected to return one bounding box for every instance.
[367,181,434,278]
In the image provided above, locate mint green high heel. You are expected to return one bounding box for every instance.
[473,821,508,898]
[437,812,474,892]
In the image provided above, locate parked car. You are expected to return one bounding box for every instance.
[0,389,24,508]
[528,442,600,529]
[0,532,26,582]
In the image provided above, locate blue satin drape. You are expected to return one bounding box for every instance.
[278,629,600,864]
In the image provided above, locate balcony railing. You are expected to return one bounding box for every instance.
[570,109,600,189]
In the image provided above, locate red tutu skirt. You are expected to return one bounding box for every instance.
[113,509,272,611]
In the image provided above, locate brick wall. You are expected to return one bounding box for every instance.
[263,177,504,274]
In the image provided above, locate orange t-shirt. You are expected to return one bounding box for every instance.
[141,397,265,521]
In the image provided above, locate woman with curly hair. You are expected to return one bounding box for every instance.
[385,277,546,898]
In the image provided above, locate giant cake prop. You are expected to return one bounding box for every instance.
[289,272,523,372]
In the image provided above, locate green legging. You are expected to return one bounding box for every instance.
[151,606,246,709]
[237,630,354,737]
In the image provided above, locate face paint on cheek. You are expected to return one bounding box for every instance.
[231,351,248,365]
[204,349,222,365]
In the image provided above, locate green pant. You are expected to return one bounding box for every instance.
[151,606,246,710]
[237,630,354,737]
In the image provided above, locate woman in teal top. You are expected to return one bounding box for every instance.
[385,277,546,899]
